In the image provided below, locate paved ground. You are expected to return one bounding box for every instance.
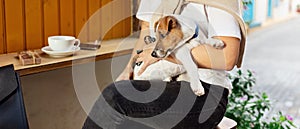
[241,15,300,127]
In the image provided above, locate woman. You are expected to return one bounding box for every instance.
[83,0,246,128]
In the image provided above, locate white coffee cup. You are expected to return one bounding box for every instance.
[48,36,80,51]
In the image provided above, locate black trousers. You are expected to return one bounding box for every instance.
[82,80,229,129]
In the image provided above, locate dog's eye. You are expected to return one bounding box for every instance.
[160,33,166,38]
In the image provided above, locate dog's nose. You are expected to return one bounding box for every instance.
[151,51,158,58]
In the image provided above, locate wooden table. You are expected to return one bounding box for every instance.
[0,37,137,76]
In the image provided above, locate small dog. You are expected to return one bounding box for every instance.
[134,15,224,96]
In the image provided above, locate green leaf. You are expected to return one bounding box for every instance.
[226,69,297,129]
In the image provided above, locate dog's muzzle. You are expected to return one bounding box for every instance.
[152,49,165,58]
[152,49,171,58]
[151,51,158,58]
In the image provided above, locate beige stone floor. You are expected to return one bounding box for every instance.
[242,14,300,127]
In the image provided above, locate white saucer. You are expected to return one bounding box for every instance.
[41,46,80,58]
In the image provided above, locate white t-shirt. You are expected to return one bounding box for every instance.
[136,0,241,91]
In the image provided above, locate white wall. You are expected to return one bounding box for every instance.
[273,0,291,18]
[254,0,269,23]
[291,0,300,12]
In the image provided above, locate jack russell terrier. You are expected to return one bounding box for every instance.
[133,15,224,96]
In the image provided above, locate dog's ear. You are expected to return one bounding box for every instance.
[154,21,158,32]
[166,16,178,32]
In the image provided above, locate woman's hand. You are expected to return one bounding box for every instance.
[116,48,159,80]
[116,67,133,81]
[135,48,161,75]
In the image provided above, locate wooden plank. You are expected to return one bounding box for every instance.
[88,0,101,41]
[16,49,133,76]
[0,37,137,76]
[43,0,60,46]
[60,0,75,36]
[112,0,131,38]
[132,0,140,32]
[0,0,5,54]
[123,0,132,37]
[5,0,25,52]
[111,0,125,38]
[25,0,44,50]
[100,0,113,40]
[75,0,88,42]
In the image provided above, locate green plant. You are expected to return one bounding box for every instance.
[263,112,297,129]
[225,70,297,129]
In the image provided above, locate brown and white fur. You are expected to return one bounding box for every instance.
[134,15,224,96]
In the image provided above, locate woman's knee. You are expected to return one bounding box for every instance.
[101,80,134,107]
[102,80,149,99]
[101,81,122,104]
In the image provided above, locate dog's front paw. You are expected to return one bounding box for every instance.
[190,80,205,96]
[206,38,224,49]
[193,87,205,96]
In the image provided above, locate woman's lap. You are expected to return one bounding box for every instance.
[83,80,228,129]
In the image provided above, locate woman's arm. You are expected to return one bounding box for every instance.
[164,36,240,71]
[136,36,240,76]
[134,24,241,76]
[190,36,240,71]
[116,21,158,81]
[118,22,240,80]
[124,21,151,69]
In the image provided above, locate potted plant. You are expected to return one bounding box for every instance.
[226,70,297,129]
[297,4,300,13]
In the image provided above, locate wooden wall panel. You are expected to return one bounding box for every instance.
[101,0,112,40]
[0,0,5,54]
[75,0,88,42]
[88,0,101,41]
[43,0,60,45]
[111,0,125,38]
[60,0,75,36]
[124,0,132,37]
[110,0,131,39]
[25,0,43,50]
[0,0,132,54]
[132,0,140,32]
[5,0,25,53]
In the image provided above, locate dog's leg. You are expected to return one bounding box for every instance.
[133,60,182,81]
[134,62,169,80]
[204,38,224,49]
[175,45,205,96]
[191,28,225,49]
